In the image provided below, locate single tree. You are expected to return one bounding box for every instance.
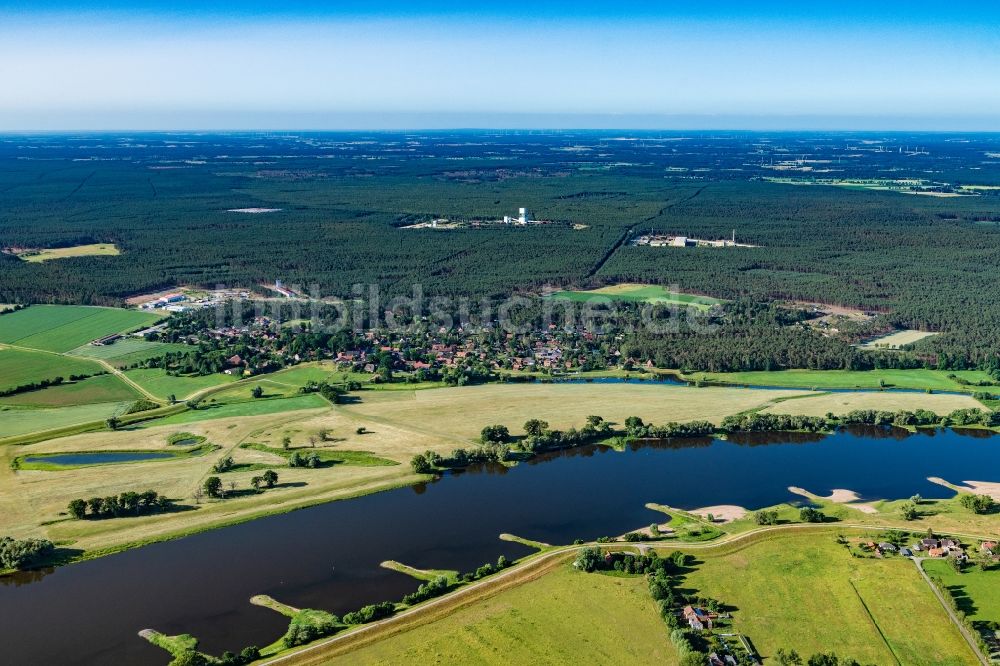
[251,386,264,399]
[68,499,88,519]
[203,476,223,498]
[262,470,278,488]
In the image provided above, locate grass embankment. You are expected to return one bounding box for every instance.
[381,560,459,582]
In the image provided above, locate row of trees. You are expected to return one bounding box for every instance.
[68,490,170,520]
[0,372,104,398]
[202,470,278,499]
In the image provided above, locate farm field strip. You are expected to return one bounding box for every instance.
[68,338,187,360]
[0,401,131,438]
[0,305,162,352]
[0,346,102,391]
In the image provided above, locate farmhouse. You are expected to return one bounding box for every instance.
[682,605,714,630]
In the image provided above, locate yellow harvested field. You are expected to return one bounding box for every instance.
[340,383,809,439]
[762,391,983,417]
[17,243,121,262]
[861,329,937,349]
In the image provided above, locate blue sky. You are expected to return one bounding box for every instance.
[1,2,999,130]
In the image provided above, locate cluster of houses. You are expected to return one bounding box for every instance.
[192,315,617,379]
[863,536,1000,562]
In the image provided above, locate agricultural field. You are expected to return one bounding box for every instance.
[684,368,994,393]
[550,283,722,310]
[15,243,120,263]
[320,561,677,665]
[0,305,162,353]
[860,329,939,350]
[682,533,977,665]
[123,368,239,401]
[68,338,188,362]
[0,401,131,438]
[0,373,140,408]
[0,346,102,392]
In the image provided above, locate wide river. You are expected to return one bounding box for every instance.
[2,426,998,665]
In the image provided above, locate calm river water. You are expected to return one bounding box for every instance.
[1,426,997,665]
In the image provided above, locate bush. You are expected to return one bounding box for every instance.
[480,424,510,444]
[959,494,995,514]
[0,536,54,570]
[342,601,395,625]
[753,509,779,525]
[799,507,824,523]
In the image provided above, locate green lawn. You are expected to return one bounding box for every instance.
[123,368,239,400]
[0,373,140,407]
[551,284,722,310]
[681,533,977,665]
[142,394,330,426]
[0,305,162,352]
[684,368,994,393]
[0,401,130,437]
[0,346,102,391]
[923,559,1000,624]
[324,563,678,665]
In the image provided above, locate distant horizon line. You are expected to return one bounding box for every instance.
[4,127,1000,135]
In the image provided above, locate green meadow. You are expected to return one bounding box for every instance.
[684,368,994,393]
[123,368,239,401]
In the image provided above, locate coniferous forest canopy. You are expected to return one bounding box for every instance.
[2,131,1000,369]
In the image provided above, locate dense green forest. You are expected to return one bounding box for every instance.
[2,131,999,368]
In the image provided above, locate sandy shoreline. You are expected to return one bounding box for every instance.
[788,486,878,514]
[928,477,1000,500]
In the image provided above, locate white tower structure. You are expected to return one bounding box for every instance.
[518,207,529,225]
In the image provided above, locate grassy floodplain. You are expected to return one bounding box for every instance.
[683,368,994,393]
[550,283,723,310]
[0,305,162,352]
[291,531,978,666]
[316,560,678,665]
